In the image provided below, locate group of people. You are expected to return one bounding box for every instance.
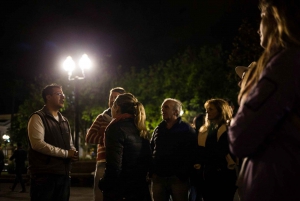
[25,0,300,201]
[87,87,238,201]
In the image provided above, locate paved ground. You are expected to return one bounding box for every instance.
[0,182,239,201]
[0,182,93,201]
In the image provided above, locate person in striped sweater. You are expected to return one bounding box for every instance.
[85,87,125,201]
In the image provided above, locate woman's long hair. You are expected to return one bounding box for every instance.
[201,99,232,132]
[114,93,148,139]
[238,0,300,103]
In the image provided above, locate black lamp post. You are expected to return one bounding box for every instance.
[63,54,91,152]
[2,134,10,159]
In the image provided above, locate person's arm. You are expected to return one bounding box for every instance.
[98,124,124,192]
[104,125,124,179]
[68,123,76,151]
[85,113,111,145]
[148,129,157,178]
[228,51,300,158]
[182,126,197,177]
[150,128,156,152]
[28,114,69,158]
[185,125,197,162]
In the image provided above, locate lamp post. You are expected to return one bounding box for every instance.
[2,134,10,159]
[63,54,91,152]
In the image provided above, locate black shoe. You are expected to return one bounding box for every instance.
[19,190,26,193]
[9,187,14,191]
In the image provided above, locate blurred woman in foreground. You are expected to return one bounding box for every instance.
[228,0,300,200]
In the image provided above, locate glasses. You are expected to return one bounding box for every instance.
[53,92,65,97]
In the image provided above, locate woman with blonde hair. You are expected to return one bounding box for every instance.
[194,99,236,201]
[229,0,300,200]
[98,93,152,201]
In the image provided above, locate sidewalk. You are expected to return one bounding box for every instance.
[0,182,93,201]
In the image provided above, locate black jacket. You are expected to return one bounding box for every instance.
[150,117,197,180]
[10,148,27,169]
[99,117,151,197]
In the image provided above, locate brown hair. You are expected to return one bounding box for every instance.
[42,83,62,103]
[202,99,233,130]
[238,0,300,103]
[110,87,126,94]
[114,93,148,139]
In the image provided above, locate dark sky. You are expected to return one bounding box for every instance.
[0,0,259,113]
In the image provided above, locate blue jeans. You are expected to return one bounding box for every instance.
[151,175,189,201]
[30,174,70,201]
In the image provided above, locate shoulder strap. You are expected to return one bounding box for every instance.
[198,126,208,147]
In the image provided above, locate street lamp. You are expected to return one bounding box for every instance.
[2,134,10,159]
[63,54,91,153]
[63,54,91,80]
[2,134,10,141]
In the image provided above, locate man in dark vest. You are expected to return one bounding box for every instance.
[27,83,78,201]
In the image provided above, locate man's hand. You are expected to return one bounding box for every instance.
[67,149,79,161]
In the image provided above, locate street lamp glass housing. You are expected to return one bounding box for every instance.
[2,134,10,140]
[63,56,75,73]
[62,53,91,153]
[2,134,10,142]
[79,54,91,70]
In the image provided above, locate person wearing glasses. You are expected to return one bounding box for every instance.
[27,83,78,201]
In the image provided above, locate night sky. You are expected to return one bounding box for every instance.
[0,0,259,113]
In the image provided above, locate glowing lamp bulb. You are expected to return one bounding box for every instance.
[79,54,91,69]
[63,56,75,72]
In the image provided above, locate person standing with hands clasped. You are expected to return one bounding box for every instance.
[195,99,237,201]
[27,83,78,201]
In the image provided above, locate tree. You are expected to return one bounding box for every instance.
[227,18,263,76]
[226,18,264,107]
[115,45,237,132]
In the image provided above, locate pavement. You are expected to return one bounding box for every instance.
[0,182,93,201]
[0,181,239,201]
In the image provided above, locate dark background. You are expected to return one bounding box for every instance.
[0,0,259,113]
